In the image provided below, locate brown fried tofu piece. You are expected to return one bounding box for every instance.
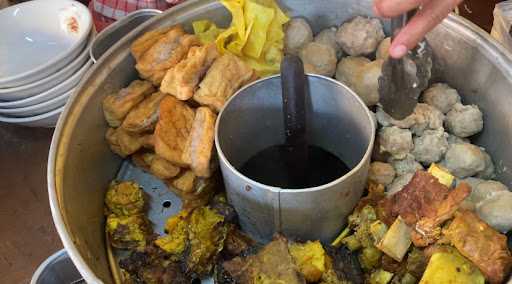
[444,210,512,284]
[102,80,155,127]
[130,27,172,61]
[154,96,195,166]
[131,151,155,171]
[150,156,181,179]
[390,171,450,226]
[166,170,218,209]
[135,26,200,85]
[106,128,152,157]
[193,53,255,112]
[121,92,166,133]
[182,107,217,177]
[160,43,219,100]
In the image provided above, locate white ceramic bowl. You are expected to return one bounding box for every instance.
[0,0,92,88]
[0,88,73,117]
[0,59,92,105]
[0,106,64,127]
[0,31,94,100]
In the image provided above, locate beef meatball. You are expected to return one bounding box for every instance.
[376,37,390,60]
[335,56,383,106]
[314,27,343,59]
[411,129,449,165]
[335,16,385,56]
[477,191,512,233]
[447,134,470,145]
[379,126,413,159]
[299,42,337,77]
[471,180,509,206]
[475,150,496,179]
[368,162,396,186]
[445,103,483,137]
[421,83,461,114]
[285,18,313,55]
[388,154,424,176]
[441,143,486,178]
[375,104,444,136]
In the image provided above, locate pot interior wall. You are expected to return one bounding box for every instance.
[51,1,512,283]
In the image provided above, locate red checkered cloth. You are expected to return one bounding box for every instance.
[89,0,186,32]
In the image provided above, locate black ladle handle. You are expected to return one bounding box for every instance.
[280,55,308,185]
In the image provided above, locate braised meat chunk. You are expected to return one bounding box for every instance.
[182,106,217,177]
[154,96,195,166]
[161,43,220,100]
[102,80,155,127]
[193,53,255,112]
[444,210,512,283]
[134,25,200,85]
[121,92,166,133]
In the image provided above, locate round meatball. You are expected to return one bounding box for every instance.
[379,126,413,159]
[335,56,383,106]
[477,191,512,233]
[314,27,342,59]
[387,173,414,196]
[285,18,313,55]
[300,42,337,77]
[445,103,483,137]
[447,134,470,145]
[368,162,396,186]
[336,16,385,56]
[411,129,449,165]
[471,180,509,206]
[442,143,486,178]
[421,83,461,114]
[476,150,496,179]
[375,104,444,136]
[388,154,424,176]
[376,37,390,60]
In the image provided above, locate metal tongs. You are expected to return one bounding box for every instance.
[378,11,433,120]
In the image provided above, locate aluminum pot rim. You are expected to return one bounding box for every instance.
[215,73,376,193]
[47,1,512,282]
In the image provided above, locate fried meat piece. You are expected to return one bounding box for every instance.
[154,96,195,166]
[149,155,181,179]
[135,26,200,85]
[389,171,450,226]
[121,92,166,133]
[222,235,306,284]
[102,80,155,127]
[130,27,172,61]
[444,210,512,283]
[411,182,471,247]
[193,53,255,112]
[160,43,219,100]
[182,106,217,177]
[106,127,152,157]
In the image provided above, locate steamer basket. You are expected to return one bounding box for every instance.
[48,1,512,283]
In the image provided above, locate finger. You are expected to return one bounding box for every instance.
[389,0,462,58]
[374,0,425,18]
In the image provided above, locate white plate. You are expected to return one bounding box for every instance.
[0,31,94,101]
[0,0,92,88]
[0,88,73,117]
[0,59,92,104]
[0,106,64,127]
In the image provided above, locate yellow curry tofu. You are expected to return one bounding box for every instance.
[106,214,151,250]
[102,80,155,127]
[289,240,326,283]
[154,96,195,166]
[161,43,220,100]
[121,92,166,133]
[105,181,145,216]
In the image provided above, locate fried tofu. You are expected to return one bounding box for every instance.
[130,27,172,61]
[160,43,219,100]
[149,155,181,179]
[121,92,166,133]
[193,53,255,112]
[102,80,155,127]
[166,170,218,209]
[182,107,217,177]
[444,210,512,283]
[154,96,195,166]
[106,128,152,157]
[135,26,200,85]
[131,151,155,171]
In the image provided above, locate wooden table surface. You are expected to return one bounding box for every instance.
[0,0,505,283]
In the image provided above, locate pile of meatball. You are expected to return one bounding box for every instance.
[284,16,512,234]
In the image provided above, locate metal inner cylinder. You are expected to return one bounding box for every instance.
[215,74,375,242]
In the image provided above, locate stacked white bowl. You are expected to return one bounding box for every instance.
[0,0,93,127]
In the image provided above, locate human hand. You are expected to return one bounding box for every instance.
[373,0,462,58]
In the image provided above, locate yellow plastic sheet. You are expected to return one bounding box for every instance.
[192,0,289,77]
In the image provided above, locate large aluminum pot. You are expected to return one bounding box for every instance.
[48,0,512,283]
